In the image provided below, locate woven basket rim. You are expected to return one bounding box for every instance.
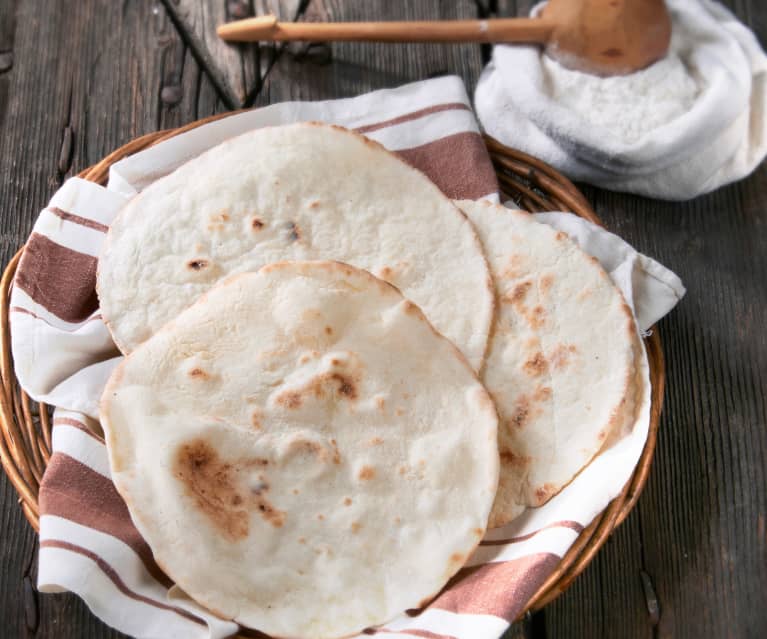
[0,113,664,627]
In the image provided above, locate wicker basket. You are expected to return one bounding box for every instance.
[0,114,664,622]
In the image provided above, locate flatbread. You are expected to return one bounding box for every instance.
[457,200,641,528]
[101,261,499,638]
[97,122,493,370]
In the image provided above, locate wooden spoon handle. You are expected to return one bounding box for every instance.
[217,15,554,44]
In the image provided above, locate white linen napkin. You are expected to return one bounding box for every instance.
[476,0,767,200]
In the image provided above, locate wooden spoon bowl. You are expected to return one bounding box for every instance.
[543,0,672,75]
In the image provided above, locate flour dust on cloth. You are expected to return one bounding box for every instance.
[10,76,684,639]
[476,0,767,200]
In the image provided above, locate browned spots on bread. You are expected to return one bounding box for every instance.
[188,367,210,380]
[500,450,531,468]
[555,231,568,241]
[274,371,359,407]
[500,254,525,281]
[378,266,393,279]
[251,217,265,230]
[534,483,557,504]
[324,325,333,335]
[528,305,546,329]
[284,436,341,465]
[534,386,552,402]
[317,513,325,521]
[358,465,376,481]
[343,497,352,506]
[308,199,320,209]
[398,465,407,476]
[395,407,405,416]
[294,439,324,457]
[375,397,385,411]
[474,527,485,537]
[173,439,285,539]
[329,439,342,465]
[508,397,531,429]
[206,210,230,231]
[549,343,575,370]
[276,391,303,409]
[394,516,402,525]
[332,373,357,399]
[505,280,532,305]
[293,489,300,495]
[540,273,554,294]
[523,352,548,377]
[250,409,262,430]
[606,397,629,433]
[286,221,300,242]
[351,521,362,533]
[500,266,522,281]
[298,537,306,544]
[187,259,209,271]
[449,552,465,565]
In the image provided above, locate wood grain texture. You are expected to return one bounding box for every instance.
[1,0,767,638]
[160,0,305,107]
[255,0,484,104]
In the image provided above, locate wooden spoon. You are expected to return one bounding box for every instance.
[217,0,672,76]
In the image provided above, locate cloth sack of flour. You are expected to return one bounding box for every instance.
[475,0,767,200]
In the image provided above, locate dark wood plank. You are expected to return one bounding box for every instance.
[255,0,484,104]
[0,10,49,637]
[495,0,536,15]
[162,0,305,107]
[0,0,15,131]
[0,1,225,636]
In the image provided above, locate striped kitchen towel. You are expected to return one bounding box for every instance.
[9,75,684,639]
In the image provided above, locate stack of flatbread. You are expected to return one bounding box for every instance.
[97,123,644,638]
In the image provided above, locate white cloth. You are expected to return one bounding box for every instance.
[476,0,767,200]
[10,76,683,639]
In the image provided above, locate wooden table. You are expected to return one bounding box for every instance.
[1,1,765,637]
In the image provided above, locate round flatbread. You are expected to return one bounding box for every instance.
[456,200,641,528]
[101,261,499,638]
[97,122,493,370]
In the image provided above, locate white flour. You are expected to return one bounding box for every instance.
[541,51,701,144]
[476,0,767,198]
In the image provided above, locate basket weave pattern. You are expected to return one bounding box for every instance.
[0,115,664,619]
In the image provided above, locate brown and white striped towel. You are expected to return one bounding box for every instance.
[10,76,684,639]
